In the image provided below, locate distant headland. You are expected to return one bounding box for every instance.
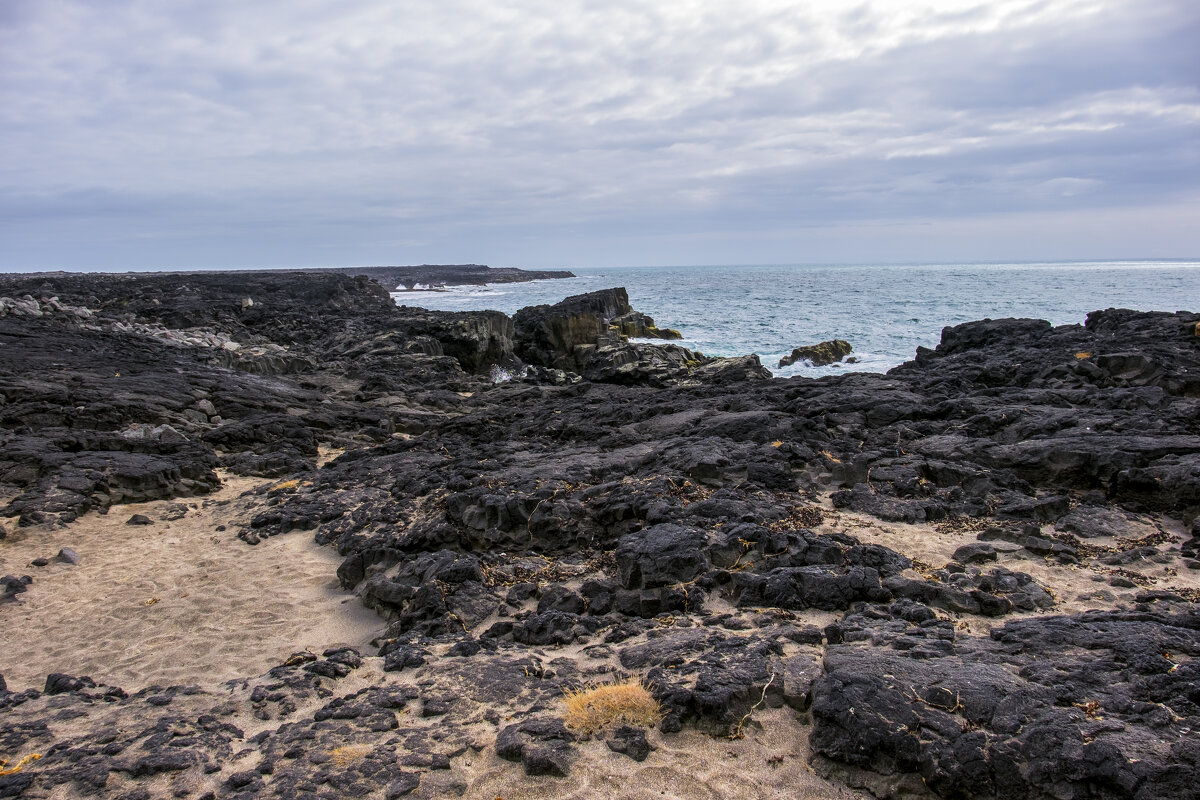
[330,263,576,290]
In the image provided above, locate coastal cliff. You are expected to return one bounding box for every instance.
[1,269,1199,800]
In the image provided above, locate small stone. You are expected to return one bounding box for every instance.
[126,514,153,526]
[57,547,80,565]
[44,673,96,694]
[952,542,998,564]
[30,558,50,567]
[606,725,653,762]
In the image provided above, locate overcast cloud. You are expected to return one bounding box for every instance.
[1,0,1197,270]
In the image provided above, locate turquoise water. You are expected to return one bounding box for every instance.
[391,261,1200,377]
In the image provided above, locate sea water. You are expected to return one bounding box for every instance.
[391,261,1200,378]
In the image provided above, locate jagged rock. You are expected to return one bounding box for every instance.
[513,288,634,371]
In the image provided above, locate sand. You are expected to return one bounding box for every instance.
[815,501,1199,634]
[463,707,868,800]
[0,472,382,691]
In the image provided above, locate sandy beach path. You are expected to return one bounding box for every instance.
[0,473,382,691]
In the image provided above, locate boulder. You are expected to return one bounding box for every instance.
[615,524,709,589]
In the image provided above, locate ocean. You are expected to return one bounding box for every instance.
[391,261,1200,377]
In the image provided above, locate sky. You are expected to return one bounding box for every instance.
[1,0,1198,271]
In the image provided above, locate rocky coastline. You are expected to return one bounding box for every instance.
[334,264,576,291]
[1,268,1198,800]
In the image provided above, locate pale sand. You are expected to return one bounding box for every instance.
[19,651,870,800]
[463,707,869,800]
[816,501,1199,634]
[0,473,382,691]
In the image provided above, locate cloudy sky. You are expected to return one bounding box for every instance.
[1,0,1197,270]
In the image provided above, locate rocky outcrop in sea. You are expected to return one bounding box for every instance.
[1,268,1198,799]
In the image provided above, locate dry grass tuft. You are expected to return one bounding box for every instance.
[269,478,312,493]
[0,754,41,776]
[327,744,373,767]
[562,679,662,735]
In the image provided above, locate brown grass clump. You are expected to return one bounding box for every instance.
[327,744,373,767]
[562,679,662,735]
[0,754,41,776]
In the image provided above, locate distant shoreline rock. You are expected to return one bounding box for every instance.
[779,338,853,368]
[336,263,576,290]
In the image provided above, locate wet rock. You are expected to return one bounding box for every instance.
[779,339,853,368]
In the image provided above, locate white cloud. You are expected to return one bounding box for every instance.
[0,0,1196,268]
